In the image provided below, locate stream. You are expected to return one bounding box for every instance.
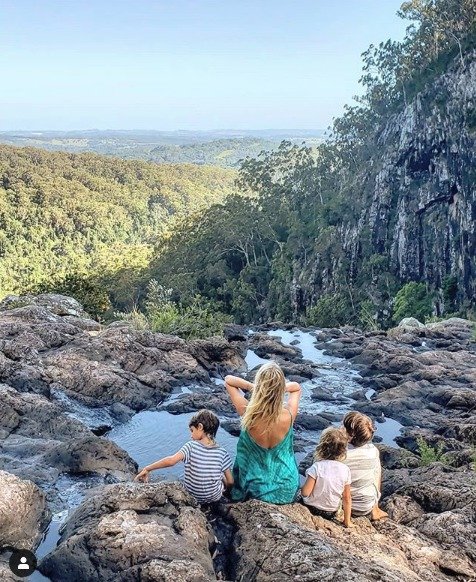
[31,328,403,580]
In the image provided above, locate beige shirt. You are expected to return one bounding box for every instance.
[343,443,381,513]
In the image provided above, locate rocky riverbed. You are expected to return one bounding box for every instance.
[0,295,474,581]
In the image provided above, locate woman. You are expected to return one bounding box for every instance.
[224,361,301,504]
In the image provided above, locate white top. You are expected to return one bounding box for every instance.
[302,459,351,512]
[343,443,381,513]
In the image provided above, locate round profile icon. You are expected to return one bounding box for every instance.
[9,549,37,578]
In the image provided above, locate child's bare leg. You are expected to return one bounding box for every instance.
[370,504,388,520]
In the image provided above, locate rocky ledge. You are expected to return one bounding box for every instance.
[0,295,474,580]
[37,477,475,581]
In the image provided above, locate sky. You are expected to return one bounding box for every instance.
[1,0,408,131]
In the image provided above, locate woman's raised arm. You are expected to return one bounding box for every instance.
[224,375,252,416]
[285,381,302,421]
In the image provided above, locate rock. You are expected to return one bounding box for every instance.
[91,424,112,436]
[162,389,235,415]
[43,436,137,480]
[349,389,368,401]
[110,402,135,423]
[0,385,136,490]
[0,304,245,410]
[311,386,342,401]
[277,360,319,379]
[376,444,420,469]
[220,419,241,437]
[188,336,247,373]
[382,463,476,526]
[39,482,216,582]
[0,470,51,550]
[0,293,88,318]
[382,494,425,524]
[249,333,301,359]
[398,318,425,328]
[294,412,332,431]
[226,500,473,581]
[298,451,314,475]
[223,324,248,343]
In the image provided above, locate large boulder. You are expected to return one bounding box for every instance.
[398,318,425,328]
[226,500,474,581]
[249,333,301,360]
[0,293,88,318]
[0,470,50,550]
[0,384,136,488]
[39,482,216,582]
[0,470,51,578]
[381,462,476,568]
[43,436,137,480]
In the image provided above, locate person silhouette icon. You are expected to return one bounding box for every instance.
[18,556,30,570]
[8,549,37,577]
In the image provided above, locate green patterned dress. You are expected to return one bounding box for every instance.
[231,413,299,504]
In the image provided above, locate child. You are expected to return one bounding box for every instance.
[301,427,352,527]
[342,411,387,520]
[134,409,234,504]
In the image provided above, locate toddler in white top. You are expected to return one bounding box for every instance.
[301,427,352,527]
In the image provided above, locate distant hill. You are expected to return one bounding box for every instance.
[0,130,325,168]
[0,145,236,298]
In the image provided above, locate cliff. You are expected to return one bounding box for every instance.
[301,48,476,317]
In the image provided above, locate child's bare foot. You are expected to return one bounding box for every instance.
[370,506,388,521]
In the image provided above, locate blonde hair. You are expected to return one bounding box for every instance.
[314,427,348,462]
[241,362,286,432]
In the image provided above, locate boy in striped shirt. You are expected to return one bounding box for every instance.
[135,409,234,503]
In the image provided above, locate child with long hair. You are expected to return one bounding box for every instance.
[224,361,301,504]
[301,427,352,527]
[342,411,388,520]
[134,409,233,504]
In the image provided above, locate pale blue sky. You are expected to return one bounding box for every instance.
[2,0,408,130]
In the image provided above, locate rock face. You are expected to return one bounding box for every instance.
[291,49,476,315]
[0,383,137,490]
[226,499,474,581]
[0,294,245,410]
[0,470,50,550]
[0,471,51,581]
[39,483,216,582]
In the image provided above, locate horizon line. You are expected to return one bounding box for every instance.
[0,128,326,133]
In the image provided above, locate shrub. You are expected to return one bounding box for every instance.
[358,300,380,331]
[114,307,149,331]
[416,436,446,467]
[116,280,231,339]
[442,275,458,311]
[306,294,352,328]
[393,282,433,323]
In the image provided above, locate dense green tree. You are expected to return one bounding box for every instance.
[393,282,433,322]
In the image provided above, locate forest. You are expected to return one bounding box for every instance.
[1,0,475,336]
[0,146,235,312]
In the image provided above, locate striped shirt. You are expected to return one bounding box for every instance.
[179,440,232,503]
[343,443,381,514]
